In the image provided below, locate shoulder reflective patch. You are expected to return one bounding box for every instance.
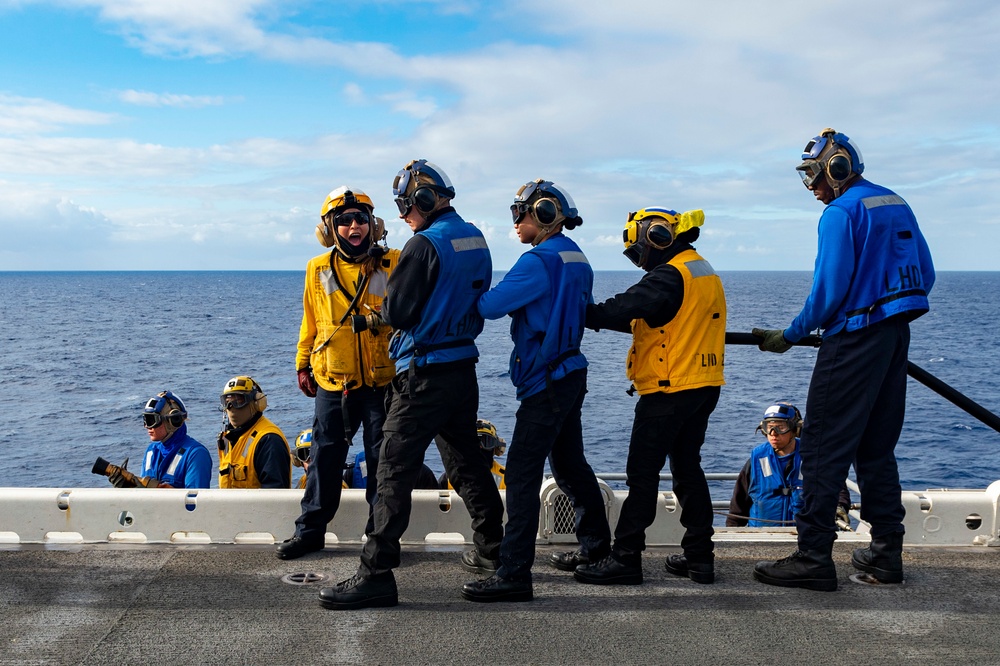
[166,452,182,476]
[451,236,489,252]
[758,456,773,478]
[368,270,388,297]
[862,194,906,209]
[559,250,589,264]
[685,259,716,278]
[319,268,339,295]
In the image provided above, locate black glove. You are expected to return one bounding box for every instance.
[752,327,793,353]
[350,313,383,333]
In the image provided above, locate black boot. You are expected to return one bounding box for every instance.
[753,549,837,592]
[461,549,501,574]
[276,535,324,560]
[664,554,714,584]
[549,549,591,572]
[461,574,533,602]
[319,571,398,610]
[573,555,643,585]
[852,532,904,583]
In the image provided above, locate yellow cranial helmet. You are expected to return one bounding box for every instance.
[292,429,313,467]
[623,207,705,268]
[476,419,507,457]
[316,186,385,252]
[219,375,268,413]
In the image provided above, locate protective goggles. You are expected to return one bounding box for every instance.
[796,160,824,188]
[760,421,793,436]
[334,210,371,227]
[219,393,253,411]
[142,412,166,429]
[294,446,311,463]
[392,160,425,214]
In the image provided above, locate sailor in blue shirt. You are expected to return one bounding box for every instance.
[462,180,611,603]
[753,129,935,591]
[138,391,212,489]
[320,160,505,611]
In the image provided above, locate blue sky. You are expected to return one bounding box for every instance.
[1,0,999,271]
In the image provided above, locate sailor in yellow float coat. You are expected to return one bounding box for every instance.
[626,247,726,395]
[217,376,292,489]
[575,207,726,587]
[277,186,401,561]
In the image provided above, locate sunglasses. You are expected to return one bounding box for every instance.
[334,211,371,227]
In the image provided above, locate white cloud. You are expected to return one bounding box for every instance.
[3,1,1000,269]
[118,90,227,108]
[0,94,116,136]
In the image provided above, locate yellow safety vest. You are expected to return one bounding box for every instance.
[296,250,400,392]
[627,249,726,395]
[218,416,291,489]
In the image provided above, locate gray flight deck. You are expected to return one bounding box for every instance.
[1,542,998,665]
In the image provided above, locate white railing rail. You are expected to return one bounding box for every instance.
[1,480,997,547]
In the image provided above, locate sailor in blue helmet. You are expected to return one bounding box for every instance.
[130,391,211,489]
[462,179,611,603]
[727,402,850,528]
[320,159,504,610]
[753,129,935,590]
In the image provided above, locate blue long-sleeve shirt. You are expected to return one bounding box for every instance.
[785,179,935,341]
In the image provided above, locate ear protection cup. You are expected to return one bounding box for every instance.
[167,409,186,428]
[371,216,386,242]
[315,219,335,248]
[254,392,268,413]
[532,198,559,225]
[413,187,438,213]
[827,153,853,182]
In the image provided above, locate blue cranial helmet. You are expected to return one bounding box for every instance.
[796,128,864,197]
[142,390,188,430]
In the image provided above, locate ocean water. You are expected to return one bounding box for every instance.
[2,271,999,498]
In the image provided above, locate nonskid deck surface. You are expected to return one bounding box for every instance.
[1,542,998,665]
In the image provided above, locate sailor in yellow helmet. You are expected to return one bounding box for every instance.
[217,376,292,488]
[278,186,401,561]
[438,419,507,490]
[574,206,726,587]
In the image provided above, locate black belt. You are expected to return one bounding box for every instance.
[845,289,927,319]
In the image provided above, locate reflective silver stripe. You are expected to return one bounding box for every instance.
[166,452,182,477]
[862,194,906,209]
[368,270,388,297]
[685,259,716,278]
[319,268,339,295]
[759,457,773,478]
[451,236,489,252]
[559,250,589,265]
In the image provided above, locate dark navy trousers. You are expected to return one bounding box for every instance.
[498,369,612,582]
[796,316,910,550]
[295,384,386,541]
[360,362,504,576]
[613,386,720,565]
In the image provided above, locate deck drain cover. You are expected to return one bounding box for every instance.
[281,572,329,585]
